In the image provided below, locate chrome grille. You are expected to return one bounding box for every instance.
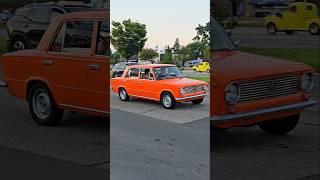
[184,85,204,94]
[239,74,301,102]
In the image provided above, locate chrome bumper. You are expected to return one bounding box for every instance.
[175,93,210,101]
[0,80,7,88]
[211,100,316,121]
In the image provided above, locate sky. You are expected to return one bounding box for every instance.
[111,0,209,51]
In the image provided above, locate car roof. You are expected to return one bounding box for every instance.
[129,64,176,68]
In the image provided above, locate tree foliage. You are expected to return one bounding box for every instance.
[139,48,158,60]
[111,19,147,60]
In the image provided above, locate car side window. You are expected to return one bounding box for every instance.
[289,6,297,13]
[63,21,94,54]
[29,7,50,23]
[306,5,313,11]
[51,8,64,21]
[129,68,139,78]
[50,23,66,52]
[140,68,152,80]
[96,21,110,56]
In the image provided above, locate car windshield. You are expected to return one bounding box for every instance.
[154,66,183,80]
[210,16,238,51]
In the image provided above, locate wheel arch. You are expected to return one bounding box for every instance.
[26,78,53,102]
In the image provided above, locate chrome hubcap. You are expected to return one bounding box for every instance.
[32,90,50,119]
[13,41,25,51]
[120,89,126,100]
[311,25,319,34]
[162,95,172,107]
[268,25,275,33]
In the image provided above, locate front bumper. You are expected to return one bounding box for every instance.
[211,100,316,121]
[176,93,209,101]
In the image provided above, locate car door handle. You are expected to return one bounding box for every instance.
[137,82,142,84]
[89,64,99,71]
[43,60,54,65]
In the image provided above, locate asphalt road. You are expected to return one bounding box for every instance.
[111,109,210,180]
[231,27,320,48]
[0,87,110,179]
[211,75,320,180]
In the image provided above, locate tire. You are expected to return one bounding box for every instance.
[118,87,130,101]
[285,30,293,35]
[267,23,277,35]
[112,73,118,78]
[160,92,176,109]
[28,83,64,126]
[258,114,300,135]
[191,98,204,104]
[211,125,227,133]
[11,36,26,52]
[309,23,320,35]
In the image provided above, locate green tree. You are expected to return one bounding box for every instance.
[139,48,158,60]
[193,23,210,47]
[162,45,173,64]
[111,19,147,60]
[172,38,181,54]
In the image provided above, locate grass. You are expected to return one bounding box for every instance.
[241,47,320,72]
[187,76,210,83]
[0,37,7,55]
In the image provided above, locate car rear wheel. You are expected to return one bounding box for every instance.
[118,88,130,101]
[161,92,176,109]
[191,98,204,104]
[267,23,277,35]
[28,83,64,126]
[12,37,26,51]
[258,114,300,135]
[309,23,319,35]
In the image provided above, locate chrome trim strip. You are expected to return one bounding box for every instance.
[176,93,210,101]
[0,80,7,88]
[211,100,316,121]
[59,104,110,115]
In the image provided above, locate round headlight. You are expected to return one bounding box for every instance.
[204,85,209,92]
[180,88,186,95]
[225,83,240,104]
[302,73,314,92]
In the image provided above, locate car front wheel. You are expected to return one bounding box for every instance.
[258,114,300,135]
[161,92,176,109]
[191,98,204,104]
[28,83,64,126]
[309,23,320,35]
[267,23,277,35]
[118,88,130,101]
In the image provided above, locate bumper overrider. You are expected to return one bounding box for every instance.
[0,80,7,88]
[211,100,316,121]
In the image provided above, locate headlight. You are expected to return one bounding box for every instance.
[302,73,314,92]
[204,85,209,92]
[225,83,240,104]
[180,88,186,95]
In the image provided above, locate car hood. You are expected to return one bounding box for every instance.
[212,51,313,81]
[158,78,207,88]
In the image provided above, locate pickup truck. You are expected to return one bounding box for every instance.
[0,11,110,126]
[265,1,320,35]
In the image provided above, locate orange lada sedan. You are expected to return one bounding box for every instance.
[111,64,209,109]
[210,16,316,134]
[0,11,110,126]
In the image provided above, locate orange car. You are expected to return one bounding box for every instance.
[0,11,110,126]
[210,16,316,134]
[111,64,209,109]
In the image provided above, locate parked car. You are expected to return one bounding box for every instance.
[184,59,202,67]
[192,62,210,72]
[6,1,96,52]
[111,62,130,78]
[265,1,320,35]
[0,11,110,126]
[111,64,209,109]
[211,16,316,134]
